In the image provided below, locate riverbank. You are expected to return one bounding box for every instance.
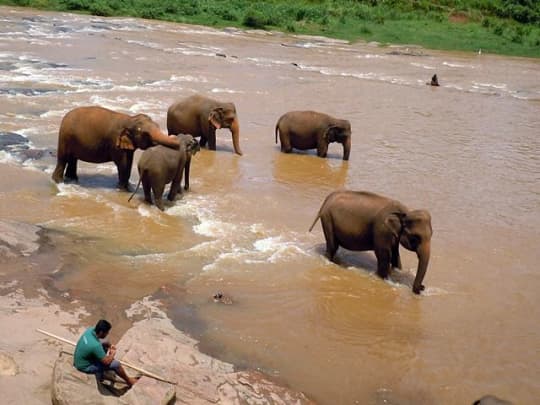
[0,0,539,58]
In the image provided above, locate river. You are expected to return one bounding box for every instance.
[0,6,539,404]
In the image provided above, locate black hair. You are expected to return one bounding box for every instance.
[95,319,112,334]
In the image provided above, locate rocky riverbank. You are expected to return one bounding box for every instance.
[0,217,313,404]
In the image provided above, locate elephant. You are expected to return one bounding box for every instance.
[52,106,179,190]
[309,190,432,294]
[128,134,200,211]
[473,396,512,405]
[275,111,351,160]
[167,94,242,155]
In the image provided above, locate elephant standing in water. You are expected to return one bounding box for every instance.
[52,106,179,190]
[167,94,242,155]
[275,111,351,160]
[309,190,432,294]
[129,134,200,211]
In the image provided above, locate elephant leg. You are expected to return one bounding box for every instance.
[142,177,152,204]
[52,157,67,183]
[375,248,392,278]
[184,160,191,191]
[65,158,78,181]
[168,180,181,201]
[207,130,217,151]
[317,140,329,158]
[321,219,338,260]
[199,136,207,147]
[391,243,402,269]
[116,152,133,191]
[279,131,292,153]
[152,183,166,211]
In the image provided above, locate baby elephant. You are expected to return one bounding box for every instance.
[275,111,351,160]
[129,134,199,211]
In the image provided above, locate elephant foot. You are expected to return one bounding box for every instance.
[412,284,425,295]
[117,183,132,192]
[64,176,78,184]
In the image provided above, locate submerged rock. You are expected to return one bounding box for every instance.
[52,318,314,404]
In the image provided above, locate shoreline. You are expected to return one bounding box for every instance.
[0,3,539,58]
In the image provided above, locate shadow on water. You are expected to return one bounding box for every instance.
[272,152,348,189]
[313,243,417,290]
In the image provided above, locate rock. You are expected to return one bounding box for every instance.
[473,395,513,405]
[0,132,28,149]
[0,351,18,376]
[52,318,313,404]
[0,220,41,258]
[51,352,175,405]
[116,318,314,404]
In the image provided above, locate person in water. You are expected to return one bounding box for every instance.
[428,74,440,86]
[73,319,139,387]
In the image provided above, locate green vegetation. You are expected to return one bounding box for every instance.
[1,0,539,57]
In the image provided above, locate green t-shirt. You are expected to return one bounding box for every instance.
[73,327,106,370]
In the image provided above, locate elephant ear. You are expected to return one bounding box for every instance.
[208,108,223,129]
[116,128,136,150]
[323,126,339,142]
[384,212,405,239]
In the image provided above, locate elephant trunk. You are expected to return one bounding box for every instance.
[412,241,430,294]
[151,128,180,150]
[230,117,242,156]
[342,136,351,161]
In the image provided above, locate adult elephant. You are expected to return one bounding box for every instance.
[309,190,432,294]
[275,111,351,160]
[167,94,242,155]
[52,106,179,190]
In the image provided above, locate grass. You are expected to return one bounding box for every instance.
[1,0,539,58]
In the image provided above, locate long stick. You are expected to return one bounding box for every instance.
[36,328,177,385]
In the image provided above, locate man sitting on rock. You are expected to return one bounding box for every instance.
[73,319,139,387]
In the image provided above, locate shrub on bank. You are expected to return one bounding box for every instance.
[0,0,539,57]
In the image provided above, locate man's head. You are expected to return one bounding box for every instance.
[94,319,112,339]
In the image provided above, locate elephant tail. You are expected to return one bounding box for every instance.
[308,213,320,232]
[128,178,142,203]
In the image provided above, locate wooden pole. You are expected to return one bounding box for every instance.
[36,328,177,385]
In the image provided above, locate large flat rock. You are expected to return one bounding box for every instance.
[52,318,314,404]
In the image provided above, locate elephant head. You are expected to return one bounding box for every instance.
[386,209,432,294]
[323,119,351,160]
[182,134,201,156]
[117,114,179,150]
[208,103,242,155]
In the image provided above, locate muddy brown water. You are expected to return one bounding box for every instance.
[1,6,539,404]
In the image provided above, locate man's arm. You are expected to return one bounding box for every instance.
[100,346,116,366]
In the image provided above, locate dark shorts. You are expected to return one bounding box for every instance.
[81,359,120,376]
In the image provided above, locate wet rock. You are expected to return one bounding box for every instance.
[0,220,41,258]
[0,351,18,376]
[0,132,28,149]
[473,395,513,405]
[116,319,313,404]
[51,352,175,405]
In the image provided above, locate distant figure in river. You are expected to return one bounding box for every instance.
[428,74,440,86]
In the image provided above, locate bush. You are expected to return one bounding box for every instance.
[243,8,267,29]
